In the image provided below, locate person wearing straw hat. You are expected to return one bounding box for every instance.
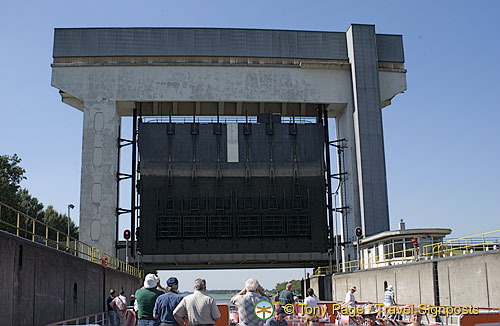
[303,314,320,326]
[361,306,377,326]
[135,274,166,326]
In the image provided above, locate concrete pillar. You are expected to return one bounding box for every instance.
[79,99,120,256]
[336,24,391,264]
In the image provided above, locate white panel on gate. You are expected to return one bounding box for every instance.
[227,123,239,162]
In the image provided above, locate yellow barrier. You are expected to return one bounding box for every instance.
[314,229,500,275]
[0,202,143,278]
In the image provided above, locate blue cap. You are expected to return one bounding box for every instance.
[167,277,178,286]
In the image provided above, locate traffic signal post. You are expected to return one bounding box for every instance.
[124,229,131,266]
[355,227,362,270]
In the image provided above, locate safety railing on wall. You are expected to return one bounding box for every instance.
[45,311,107,325]
[0,202,143,278]
[314,229,500,275]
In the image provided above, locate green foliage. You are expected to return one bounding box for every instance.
[0,153,78,239]
[18,188,44,221]
[274,279,302,292]
[0,154,26,207]
[43,205,79,238]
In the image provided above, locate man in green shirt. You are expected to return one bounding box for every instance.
[135,274,166,325]
[279,283,294,312]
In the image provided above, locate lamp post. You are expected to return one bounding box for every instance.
[67,204,75,239]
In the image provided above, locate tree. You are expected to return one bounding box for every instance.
[0,153,78,240]
[0,154,26,208]
[274,279,303,292]
[17,188,44,220]
[43,205,79,239]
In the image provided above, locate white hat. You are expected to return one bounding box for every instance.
[386,285,393,291]
[362,305,377,316]
[144,274,158,288]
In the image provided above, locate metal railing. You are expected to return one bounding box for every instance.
[45,311,107,325]
[142,116,316,124]
[0,202,143,278]
[315,229,500,275]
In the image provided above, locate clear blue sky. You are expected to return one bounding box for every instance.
[1,0,499,290]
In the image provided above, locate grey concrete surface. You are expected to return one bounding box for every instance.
[330,250,500,308]
[0,231,141,326]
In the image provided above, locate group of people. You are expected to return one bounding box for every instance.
[343,284,396,308]
[107,289,133,326]
[342,284,423,326]
[107,276,408,326]
[107,276,306,326]
[108,274,221,326]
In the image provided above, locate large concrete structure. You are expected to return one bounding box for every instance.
[51,25,406,268]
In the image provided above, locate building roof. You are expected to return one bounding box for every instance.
[52,27,404,62]
[358,228,452,246]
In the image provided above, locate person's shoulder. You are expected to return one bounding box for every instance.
[157,292,169,300]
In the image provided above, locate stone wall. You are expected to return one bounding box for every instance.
[0,231,141,326]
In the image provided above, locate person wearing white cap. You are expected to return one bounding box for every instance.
[384,285,396,307]
[135,274,166,326]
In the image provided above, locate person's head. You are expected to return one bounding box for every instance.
[245,278,260,292]
[286,283,293,291]
[144,273,158,289]
[274,307,287,322]
[350,286,356,293]
[167,277,179,291]
[130,294,135,300]
[306,288,315,297]
[410,313,421,326]
[386,285,393,291]
[364,314,376,326]
[109,289,116,297]
[363,306,377,326]
[120,289,125,296]
[304,314,320,326]
[194,278,207,292]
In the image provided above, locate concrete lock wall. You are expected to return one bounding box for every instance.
[0,231,141,326]
[304,276,333,301]
[330,250,500,308]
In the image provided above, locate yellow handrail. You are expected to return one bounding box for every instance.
[0,201,143,278]
[314,229,500,275]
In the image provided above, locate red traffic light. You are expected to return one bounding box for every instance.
[124,229,131,240]
[355,227,362,237]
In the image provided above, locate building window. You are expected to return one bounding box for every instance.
[394,240,404,258]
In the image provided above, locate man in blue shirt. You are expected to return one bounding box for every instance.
[154,277,183,326]
[265,307,288,326]
[107,289,116,326]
